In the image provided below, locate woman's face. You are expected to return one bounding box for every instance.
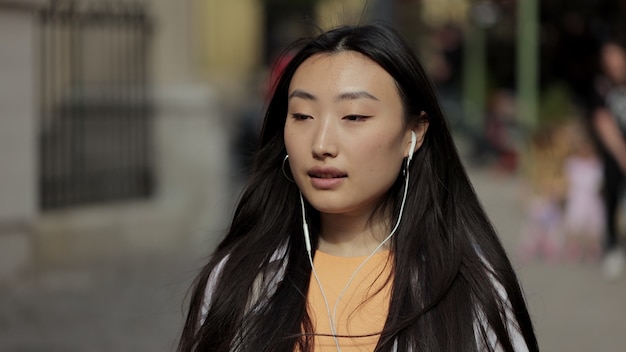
[284,51,417,218]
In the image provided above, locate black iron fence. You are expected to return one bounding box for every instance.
[39,0,154,209]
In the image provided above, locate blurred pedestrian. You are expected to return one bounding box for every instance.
[589,41,626,280]
[177,24,538,351]
[232,50,296,184]
[470,89,521,174]
[562,121,605,262]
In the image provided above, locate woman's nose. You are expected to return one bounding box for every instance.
[311,118,338,159]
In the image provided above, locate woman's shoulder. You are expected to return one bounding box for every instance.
[472,244,533,351]
[200,254,230,320]
[200,244,289,321]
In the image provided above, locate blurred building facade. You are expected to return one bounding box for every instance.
[0,0,372,283]
[0,0,231,282]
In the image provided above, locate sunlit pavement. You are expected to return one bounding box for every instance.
[0,167,624,352]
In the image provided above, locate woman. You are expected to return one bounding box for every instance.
[178,24,538,352]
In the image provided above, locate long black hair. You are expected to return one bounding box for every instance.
[178,24,538,352]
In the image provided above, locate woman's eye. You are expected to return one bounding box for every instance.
[343,115,369,121]
[291,113,312,120]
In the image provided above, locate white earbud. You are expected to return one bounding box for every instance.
[408,131,417,162]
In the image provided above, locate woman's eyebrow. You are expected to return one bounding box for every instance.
[334,91,379,102]
[288,89,379,102]
[288,89,316,101]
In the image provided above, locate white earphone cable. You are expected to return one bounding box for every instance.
[331,166,410,334]
[300,161,411,352]
[300,193,342,351]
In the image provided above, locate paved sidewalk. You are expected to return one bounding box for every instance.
[0,251,202,352]
[0,168,624,352]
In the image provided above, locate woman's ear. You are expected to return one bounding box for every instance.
[406,112,429,157]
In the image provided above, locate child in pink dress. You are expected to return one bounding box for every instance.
[562,124,605,262]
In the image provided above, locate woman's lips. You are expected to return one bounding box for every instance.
[308,166,347,189]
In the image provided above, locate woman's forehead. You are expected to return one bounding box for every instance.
[288,51,400,103]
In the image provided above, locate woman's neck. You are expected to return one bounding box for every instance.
[317,211,391,257]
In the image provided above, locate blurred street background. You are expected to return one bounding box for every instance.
[1,0,625,351]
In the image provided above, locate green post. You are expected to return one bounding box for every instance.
[462,21,487,134]
[517,0,539,129]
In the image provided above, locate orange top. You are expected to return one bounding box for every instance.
[307,250,393,351]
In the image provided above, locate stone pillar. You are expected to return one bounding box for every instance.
[152,84,231,254]
[0,1,45,282]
